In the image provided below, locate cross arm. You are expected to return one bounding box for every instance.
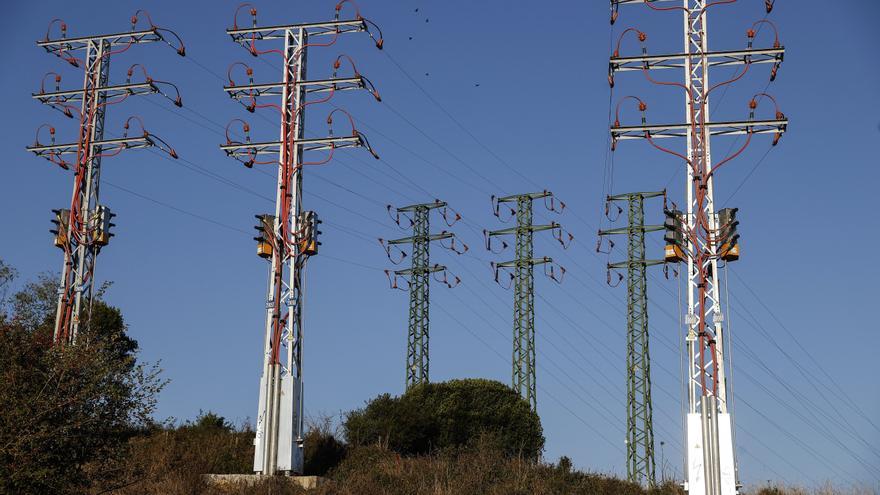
[220,135,362,157]
[599,225,664,236]
[387,232,454,245]
[611,119,788,140]
[223,76,369,99]
[495,256,552,268]
[394,264,447,276]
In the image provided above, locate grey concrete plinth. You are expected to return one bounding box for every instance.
[203,474,327,490]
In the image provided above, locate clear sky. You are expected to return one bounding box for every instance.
[2,0,878,489]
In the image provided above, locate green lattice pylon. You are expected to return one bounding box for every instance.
[386,201,454,389]
[487,191,563,411]
[598,191,665,486]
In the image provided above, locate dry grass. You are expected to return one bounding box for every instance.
[92,427,875,495]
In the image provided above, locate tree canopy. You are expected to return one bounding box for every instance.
[0,265,165,494]
[343,378,544,460]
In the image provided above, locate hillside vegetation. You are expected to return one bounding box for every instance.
[1,261,873,495]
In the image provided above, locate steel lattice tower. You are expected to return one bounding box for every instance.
[383,201,464,389]
[220,3,383,475]
[599,192,666,486]
[487,192,570,411]
[609,1,787,493]
[26,14,184,344]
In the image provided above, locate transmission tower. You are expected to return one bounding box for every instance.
[485,192,572,410]
[381,201,466,389]
[608,1,787,493]
[26,13,185,344]
[219,2,383,475]
[598,191,667,486]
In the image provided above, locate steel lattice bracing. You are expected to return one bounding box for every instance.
[487,192,569,411]
[25,17,184,344]
[407,207,431,387]
[599,192,665,486]
[220,6,383,475]
[512,197,537,408]
[609,1,788,493]
[384,201,462,389]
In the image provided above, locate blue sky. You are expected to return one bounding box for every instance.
[2,0,878,489]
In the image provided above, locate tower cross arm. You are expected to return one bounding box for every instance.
[608,259,665,269]
[611,47,784,73]
[227,19,367,42]
[394,264,447,276]
[608,191,665,201]
[34,82,161,105]
[495,256,552,268]
[611,118,788,140]
[224,76,368,99]
[37,29,163,52]
[387,232,454,245]
[27,135,154,156]
[396,200,447,213]
[496,191,551,203]
[487,223,558,237]
[599,224,664,236]
[220,135,362,157]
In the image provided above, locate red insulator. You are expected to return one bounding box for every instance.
[749,99,758,110]
[747,29,756,38]
[638,31,647,42]
[250,8,257,16]
[638,102,647,112]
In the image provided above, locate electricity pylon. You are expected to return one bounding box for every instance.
[382,201,466,389]
[598,191,666,486]
[219,3,383,475]
[609,1,788,493]
[486,192,571,411]
[26,13,184,344]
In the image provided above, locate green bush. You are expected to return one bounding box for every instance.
[0,271,165,494]
[303,417,348,476]
[343,378,544,459]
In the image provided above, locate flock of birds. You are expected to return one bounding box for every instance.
[409,6,480,87]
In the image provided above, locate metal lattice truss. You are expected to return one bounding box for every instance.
[609,0,787,492]
[28,135,155,157]
[228,19,372,45]
[222,11,383,476]
[386,201,455,389]
[27,19,182,344]
[611,119,787,141]
[37,29,172,56]
[598,192,665,486]
[224,76,370,99]
[221,135,364,159]
[487,192,562,411]
[610,47,783,73]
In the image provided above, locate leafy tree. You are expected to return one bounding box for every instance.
[0,264,165,494]
[344,378,544,459]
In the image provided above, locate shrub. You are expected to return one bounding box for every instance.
[0,271,165,494]
[303,416,348,476]
[343,378,544,459]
